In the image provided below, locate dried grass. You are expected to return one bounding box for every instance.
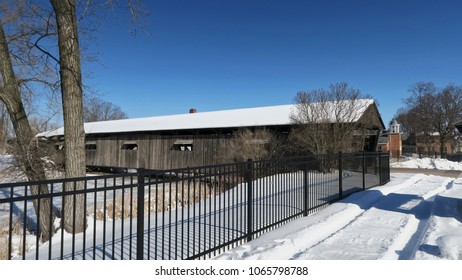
[92,180,227,220]
[0,232,7,260]
[0,216,27,260]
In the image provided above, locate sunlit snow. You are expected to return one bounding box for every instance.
[215,173,462,260]
[391,156,462,170]
[2,155,462,260]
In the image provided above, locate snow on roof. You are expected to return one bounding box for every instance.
[37,99,375,138]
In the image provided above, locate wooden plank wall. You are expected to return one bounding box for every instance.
[85,134,232,170]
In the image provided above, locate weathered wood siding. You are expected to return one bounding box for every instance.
[358,104,385,130]
[357,104,386,151]
[85,134,232,170]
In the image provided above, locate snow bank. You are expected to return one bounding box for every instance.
[415,178,462,260]
[432,181,462,218]
[435,235,462,259]
[431,182,462,259]
[391,157,462,170]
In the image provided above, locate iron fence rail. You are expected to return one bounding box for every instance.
[0,152,389,260]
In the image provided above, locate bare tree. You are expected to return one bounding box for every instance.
[289,82,376,155]
[437,85,462,153]
[225,128,282,162]
[0,7,55,240]
[49,0,87,233]
[48,0,146,234]
[0,103,10,153]
[399,82,462,156]
[394,107,421,134]
[402,82,436,134]
[48,0,147,234]
[0,0,146,238]
[83,97,128,122]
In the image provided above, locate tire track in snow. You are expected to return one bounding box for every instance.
[292,175,452,260]
[215,174,425,260]
[385,178,455,260]
[413,177,462,260]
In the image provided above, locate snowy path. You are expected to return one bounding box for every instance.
[297,175,449,259]
[216,173,462,260]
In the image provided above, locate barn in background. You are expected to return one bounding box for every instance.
[37,101,385,170]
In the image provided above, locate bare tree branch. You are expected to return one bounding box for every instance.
[289,82,379,155]
[398,82,462,157]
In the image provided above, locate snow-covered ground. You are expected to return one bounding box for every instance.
[215,173,462,260]
[391,155,462,170]
[2,154,462,260]
[1,153,380,260]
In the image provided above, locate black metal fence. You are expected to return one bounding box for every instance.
[0,152,390,260]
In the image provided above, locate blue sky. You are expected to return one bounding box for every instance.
[84,0,462,126]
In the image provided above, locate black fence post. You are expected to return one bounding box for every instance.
[338,152,343,199]
[378,153,383,185]
[303,161,309,216]
[136,168,146,260]
[246,159,253,242]
[362,151,366,191]
[387,153,390,183]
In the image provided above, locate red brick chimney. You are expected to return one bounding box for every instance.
[189,108,197,114]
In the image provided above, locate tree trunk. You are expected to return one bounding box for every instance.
[0,21,55,242]
[50,0,87,233]
[0,106,7,153]
[440,135,446,158]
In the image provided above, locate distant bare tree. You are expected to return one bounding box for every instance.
[289,82,376,155]
[394,107,421,134]
[226,128,282,162]
[399,82,462,156]
[83,97,128,122]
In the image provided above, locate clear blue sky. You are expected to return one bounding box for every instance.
[85,0,462,126]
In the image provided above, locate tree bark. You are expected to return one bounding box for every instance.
[440,135,446,158]
[0,21,55,242]
[50,0,86,233]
